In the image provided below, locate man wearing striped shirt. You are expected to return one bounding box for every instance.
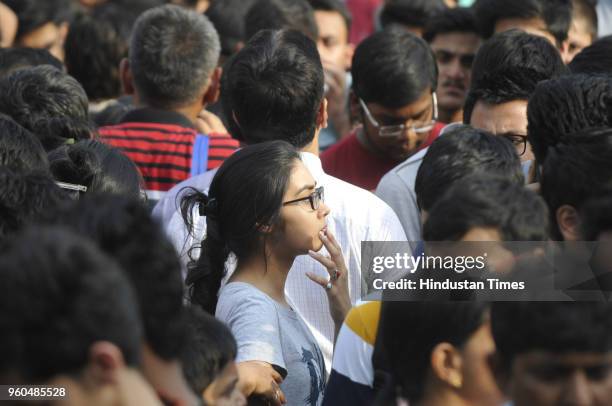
[99,5,239,198]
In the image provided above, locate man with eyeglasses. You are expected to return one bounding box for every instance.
[423,7,481,124]
[321,28,444,191]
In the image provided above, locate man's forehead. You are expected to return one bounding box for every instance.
[430,31,482,54]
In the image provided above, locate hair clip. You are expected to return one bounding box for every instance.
[56,181,88,200]
[65,138,76,145]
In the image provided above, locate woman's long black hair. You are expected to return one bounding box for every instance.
[180,140,301,314]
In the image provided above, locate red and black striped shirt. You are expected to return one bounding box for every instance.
[99,108,239,192]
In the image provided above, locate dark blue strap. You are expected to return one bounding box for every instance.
[191,134,210,177]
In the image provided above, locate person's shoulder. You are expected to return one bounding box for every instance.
[377,146,429,191]
[207,132,240,148]
[321,132,358,160]
[344,301,381,346]
[218,282,276,310]
[152,169,217,222]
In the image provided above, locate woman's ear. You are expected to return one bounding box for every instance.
[430,342,464,390]
[556,204,582,241]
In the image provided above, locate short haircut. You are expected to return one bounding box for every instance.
[181,306,237,395]
[308,0,352,32]
[379,0,446,30]
[473,0,573,45]
[378,301,489,403]
[245,0,319,41]
[541,133,612,241]
[352,28,437,109]
[0,114,48,173]
[527,74,612,165]
[0,47,63,79]
[415,125,523,213]
[491,302,612,366]
[464,31,567,123]
[0,226,143,381]
[0,168,67,243]
[205,0,258,57]
[572,0,598,39]
[423,7,479,43]
[0,65,92,150]
[569,35,612,75]
[580,191,612,241]
[129,5,221,109]
[3,0,72,41]
[46,195,186,360]
[424,175,549,241]
[64,12,127,102]
[221,29,324,147]
[48,140,144,199]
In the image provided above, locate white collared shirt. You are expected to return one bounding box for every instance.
[153,152,407,371]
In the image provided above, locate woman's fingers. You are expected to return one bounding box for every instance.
[306,272,329,289]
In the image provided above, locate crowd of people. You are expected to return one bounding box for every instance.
[1,0,612,405]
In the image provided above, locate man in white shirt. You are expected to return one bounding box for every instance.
[153,29,406,373]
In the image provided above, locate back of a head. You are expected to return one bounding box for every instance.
[541,132,612,241]
[580,191,612,241]
[48,140,144,199]
[245,0,319,41]
[491,302,612,365]
[423,6,479,43]
[181,306,237,395]
[473,0,573,45]
[129,5,220,109]
[0,225,142,382]
[0,65,91,150]
[64,11,127,102]
[47,194,186,360]
[424,175,549,241]
[3,0,72,42]
[0,114,48,173]
[221,29,324,147]
[352,27,437,109]
[378,300,489,404]
[569,35,612,75]
[0,168,66,243]
[415,125,524,213]
[0,47,63,79]
[206,0,258,58]
[380,0,447,31]
[527,74,612,164]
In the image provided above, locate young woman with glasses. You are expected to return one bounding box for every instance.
[181,140,352,406]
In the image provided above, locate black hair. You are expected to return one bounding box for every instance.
[541,133,612,241]
[464,30,567,123]
[352,27,437,109]
[376,301,489,403]
[415,125,524,213]
[527,74,612,165]
[181,306,238,395]
[569,35,612,75]
[308,0,352,32]
[3,0,73,41]
[129,4,220,109]
[221,29,324,147]
[423,7,479,43]
[0,226,143,381]
[0,168,67,243]
[379,0,446,30]
[424,175,549,241]
[491,302,612,366]
[0,65,92,150]
[44,195,187,360]
[580,191,612,241]
[473,0,573,45]
[48,139,144,199]
[205,0,258,57]
[181,141,301,314]
[64,11,127,102]
[245,0,319,41]
[0,114,49,173]
[0,47,63,79]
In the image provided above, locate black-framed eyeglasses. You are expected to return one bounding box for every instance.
[501,134,528,156]
[282,186,324,211]
[359,93,438,138]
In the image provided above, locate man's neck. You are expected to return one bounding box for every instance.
[438,107,463,124]
[299,130,321,156]
[134,97,202,126]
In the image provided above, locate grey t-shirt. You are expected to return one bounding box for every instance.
[216,282,327,406]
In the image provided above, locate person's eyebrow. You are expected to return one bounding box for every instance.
[497,132,527,137]
[293,183,316,197]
